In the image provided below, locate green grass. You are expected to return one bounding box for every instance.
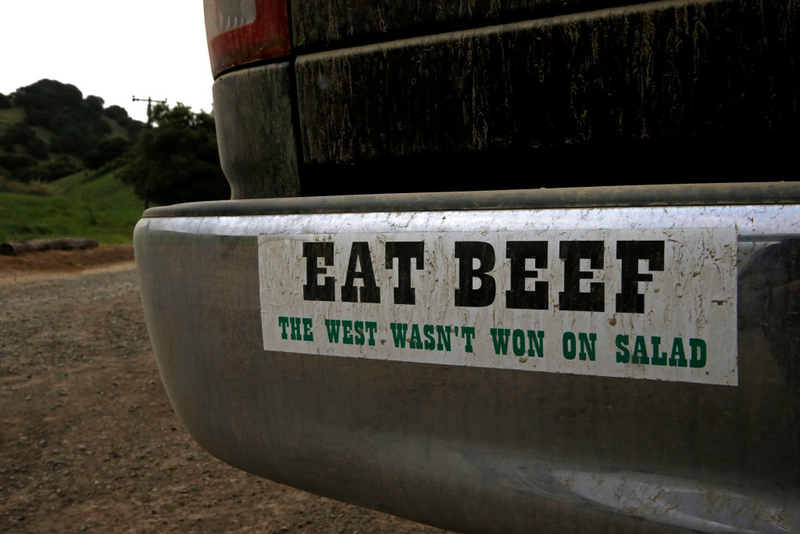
[0,170,145,244]
[0,176,53,196]
[0,107,24,126]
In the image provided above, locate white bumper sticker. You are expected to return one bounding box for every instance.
[259,227,737,385]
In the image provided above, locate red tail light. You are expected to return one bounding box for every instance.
[204,0,290,78]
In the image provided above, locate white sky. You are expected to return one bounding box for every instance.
[0,1,214,123]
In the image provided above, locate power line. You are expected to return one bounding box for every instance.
[132,96,167,123]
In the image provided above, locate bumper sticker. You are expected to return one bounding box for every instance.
[258,227,737,385]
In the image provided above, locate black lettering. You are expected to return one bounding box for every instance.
[385,242,424,305]
[303,242,335,301]
[341,242,381,303]
[506,241,548,310]
[559,241,604,312]
[616,241,665,313]
[455,242,496,307]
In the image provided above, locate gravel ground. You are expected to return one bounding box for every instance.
[0,249,446,533]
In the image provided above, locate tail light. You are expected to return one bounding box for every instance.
[204,0,290,78]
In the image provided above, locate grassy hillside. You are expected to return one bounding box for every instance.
[0,170,145,244]
[0,107,24,128]
[1,80,142,183]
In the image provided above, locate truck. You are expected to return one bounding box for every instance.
[134,0,800,531]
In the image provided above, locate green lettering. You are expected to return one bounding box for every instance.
[364,322,378,346]
[302,318,313,342]
[290,317,302,340]
[278,316,290,340]
[563,332,576,360]
[650,337,666,366]
[512,329,526,356]
[690,338,707,368]
[436,325,453,352]
[632,335,649,364]
[410,323,423,349]
[490,328,512,355]
[615,334,630,363]
[389,323,408,348]
[527,330,544,358]
[578,332,596,361]
[669,338,688,367]
[353,321,365,345]
[461,326,476,353]
[325,319,342,343]
[423,324,435,350]
[342,320,354,344]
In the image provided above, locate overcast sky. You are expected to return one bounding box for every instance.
[0,1,214,123]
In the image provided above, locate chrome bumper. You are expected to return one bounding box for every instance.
[135,186,800,533]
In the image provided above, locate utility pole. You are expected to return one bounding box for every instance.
[132,96,167,124]
[131,96,167,210]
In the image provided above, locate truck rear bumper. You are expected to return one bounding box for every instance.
[135,185,800,533]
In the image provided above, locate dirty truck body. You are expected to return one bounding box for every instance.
[134,0,800,532]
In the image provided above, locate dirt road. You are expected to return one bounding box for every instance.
[0,247,445,533]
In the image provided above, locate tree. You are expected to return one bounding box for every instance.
[13,79,84,128]
[0,80,146,182]
[83,137,130,170]
[105,105,142,138]
[17,156,80,183]
[10,80,131,163]
[1,123,36,148]
[85,95,104,116]
[118,103,229,206]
